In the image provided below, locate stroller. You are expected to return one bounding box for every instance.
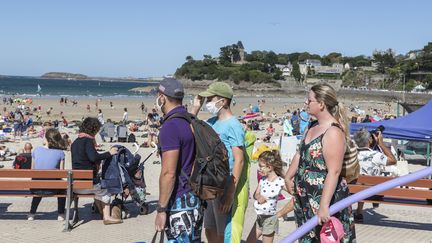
[97,143,157,216]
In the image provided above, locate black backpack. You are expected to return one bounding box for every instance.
[128,133,136,143]
[163,112,229,200]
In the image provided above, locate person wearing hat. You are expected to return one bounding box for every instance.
[192,82,249,243]
[154,78,203,242]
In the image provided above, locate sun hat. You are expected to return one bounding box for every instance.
[157,78,184,99]
[251,144,279,161]
[320,217,345,243]
[199,82,233,99]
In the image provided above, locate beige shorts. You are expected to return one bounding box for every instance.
[203,198,229,236]
[256,214,279,235]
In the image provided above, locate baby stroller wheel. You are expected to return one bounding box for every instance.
[139,203,149,215]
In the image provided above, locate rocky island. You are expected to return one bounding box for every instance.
[41,72,88,80]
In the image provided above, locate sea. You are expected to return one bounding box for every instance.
[0,76,156,98]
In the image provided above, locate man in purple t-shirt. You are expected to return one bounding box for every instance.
[154,78,203,243]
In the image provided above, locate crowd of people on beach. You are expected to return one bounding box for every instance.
[0,78,409,243]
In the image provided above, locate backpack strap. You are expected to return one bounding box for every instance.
[151,231,165,243]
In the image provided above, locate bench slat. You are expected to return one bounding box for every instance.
[0,190,96,197]
[348,184,432,200]
[360,199,432,207]
[0,180,93,190]
[0,169,93,179]
[357,175,432,188]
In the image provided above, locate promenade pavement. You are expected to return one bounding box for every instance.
[1,196,431,243]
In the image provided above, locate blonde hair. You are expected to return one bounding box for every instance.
[311,83,349,140]
[258,150,284,177]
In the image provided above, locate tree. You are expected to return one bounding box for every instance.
[186,56,194,62]
[203,55,216,66]
[273,69,283,80]
[322,52,342,65]
[219,46,232,65]
[373,49,396,73]
[420,42,432,71]
[292,62,301,82]
[264,51,278,66]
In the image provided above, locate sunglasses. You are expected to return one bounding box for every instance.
[305,99,319,105]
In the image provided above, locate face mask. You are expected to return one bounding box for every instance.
[155,95,164,113]
[206,99,223,115]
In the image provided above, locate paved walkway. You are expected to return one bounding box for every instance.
[1,197,431,243]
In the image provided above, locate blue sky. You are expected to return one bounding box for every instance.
[0,0,431,77]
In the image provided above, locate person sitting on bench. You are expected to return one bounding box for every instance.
[71,117,120,225]
[353,128,397,222]
[28,129,67,221]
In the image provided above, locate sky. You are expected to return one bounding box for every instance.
[0,0,431,78]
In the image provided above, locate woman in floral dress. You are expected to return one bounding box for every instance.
[285,83,356,242]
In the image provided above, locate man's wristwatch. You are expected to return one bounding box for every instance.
[156,204,167,213]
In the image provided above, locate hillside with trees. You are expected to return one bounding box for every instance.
[175,41,432,91]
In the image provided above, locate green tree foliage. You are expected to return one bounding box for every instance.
[425,74,432,89]
[342,55,371,67]
[405,79,417,91]
[322,52,342,65]
[291,62,301,81]
[420,42,432,71]
[373,49,396,73]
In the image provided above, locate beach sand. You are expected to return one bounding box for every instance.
[0,94,405,191]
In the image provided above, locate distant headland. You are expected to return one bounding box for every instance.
[41,72,88,79]
[38,72,163,83]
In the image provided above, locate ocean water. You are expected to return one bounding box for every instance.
[0,76,156,97]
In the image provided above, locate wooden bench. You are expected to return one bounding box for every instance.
[348,175,432,207]
[0,169,94,231]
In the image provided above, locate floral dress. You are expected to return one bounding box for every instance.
[293,122,356,242]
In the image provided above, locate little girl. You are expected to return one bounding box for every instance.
[250,148,293,243]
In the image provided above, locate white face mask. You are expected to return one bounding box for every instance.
[206,99,223,115]
[155,95,164,113]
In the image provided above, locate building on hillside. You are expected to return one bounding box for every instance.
[299,62,344,76]
[233,41,247,64]
[315,63,344,75]
[275,63,293,77]
[407,50,423,60]
[344,63,350,70]
[303,59,322,67]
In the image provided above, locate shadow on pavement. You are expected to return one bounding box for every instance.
[359,209,432,231]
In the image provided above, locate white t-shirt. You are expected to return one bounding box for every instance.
[254,176,285,215]
[357,148,388,176]
[123,112,128,122]
[97,113,104,125]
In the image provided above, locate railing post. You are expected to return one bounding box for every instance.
[63,170,73,232]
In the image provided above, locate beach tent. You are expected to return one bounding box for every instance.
[413,84,426,92]
[350,100,432,142]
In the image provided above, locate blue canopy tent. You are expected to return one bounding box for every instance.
[350,99,432,165]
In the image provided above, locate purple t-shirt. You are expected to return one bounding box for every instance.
[159,106,195,199]
[32,146,65,169]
